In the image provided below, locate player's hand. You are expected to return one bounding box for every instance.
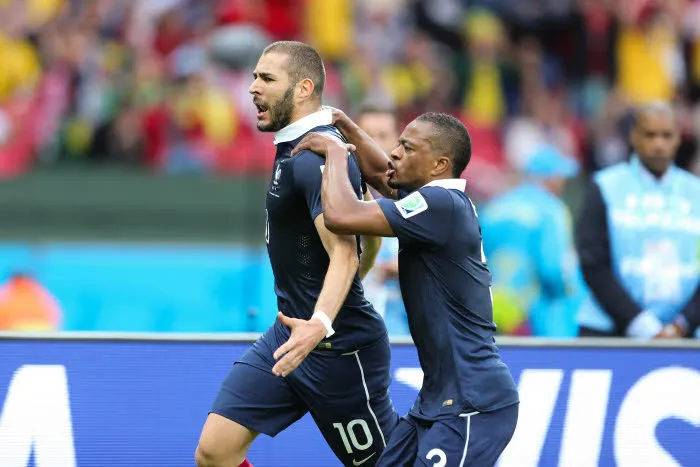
[655,323,683,339]
[291,132,356,158]
[272,312,327,377]
[325,106,348,127]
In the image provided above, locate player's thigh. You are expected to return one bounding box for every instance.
[304,340,398,465]
[416,405,519,467]
[376,416,421,467]
[413,417,467,467]
[312,404,391,467]
[333,337,398,436]
[196,412,258,463]
[209,338,307,438]
[459,405,518,467]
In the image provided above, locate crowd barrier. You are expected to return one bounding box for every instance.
[1,333,698,467]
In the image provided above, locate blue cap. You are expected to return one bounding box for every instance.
[524,144,579,179]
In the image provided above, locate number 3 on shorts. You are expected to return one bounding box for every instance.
[426,448,447,467]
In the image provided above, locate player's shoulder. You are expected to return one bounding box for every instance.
[314,124,347,142]
[417,184,460,200]
[292,148,325,165]
[290,146,325,175]
[292,126,348,167]
[392,186,455,218]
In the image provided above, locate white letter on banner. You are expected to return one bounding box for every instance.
[0,365,76,467]
[497,370,564,467]
[615,366,700,467]
[394,368,424,390]
[559,370,612,466]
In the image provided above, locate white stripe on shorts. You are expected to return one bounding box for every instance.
[458,412,478,467]
[352,350,387,447]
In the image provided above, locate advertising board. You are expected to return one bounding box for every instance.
[1,337,698,466]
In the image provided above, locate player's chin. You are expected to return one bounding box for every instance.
[256,120,275,132]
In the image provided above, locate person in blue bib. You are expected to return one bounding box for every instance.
[293,111,519,467]
[480,144,585,338]
[576,101,700,338]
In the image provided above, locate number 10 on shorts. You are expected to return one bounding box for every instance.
[333,419,374,453]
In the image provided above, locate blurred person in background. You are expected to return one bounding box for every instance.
[453,6,518,201]
[480,144,584,337]
[0,271,62,331]
[196,41,397,467]
[576,101,700,339]
[354,104,409,336]
[612,0,684,107]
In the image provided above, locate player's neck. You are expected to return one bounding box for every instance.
[289,103,323,126]
[419,176,465,192]
[426,175,452,186]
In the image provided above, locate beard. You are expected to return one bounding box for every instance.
[257,87,295,132]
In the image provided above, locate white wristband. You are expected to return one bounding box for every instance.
[312,311,335,338]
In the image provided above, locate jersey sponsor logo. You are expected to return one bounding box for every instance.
[395,192,428,219]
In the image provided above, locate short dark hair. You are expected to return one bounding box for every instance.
[415,112,472,177]
[263,41,326,99]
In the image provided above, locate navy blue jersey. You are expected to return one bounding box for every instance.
[267,123,386,352]
[377,180,519,418]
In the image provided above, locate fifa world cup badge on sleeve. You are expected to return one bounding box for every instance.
[395,192,428,219]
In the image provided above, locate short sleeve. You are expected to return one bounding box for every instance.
[377,187,454,246]
[292,150,326,219]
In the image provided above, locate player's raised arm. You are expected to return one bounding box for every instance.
[322,139,396,237]
[321,108,397,199]
[292,132,395,237]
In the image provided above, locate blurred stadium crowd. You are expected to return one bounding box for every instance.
[1,0,699,184]
[1,0,700,337]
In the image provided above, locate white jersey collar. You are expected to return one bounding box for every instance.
[273,107,333,146]
[423,178,467,191]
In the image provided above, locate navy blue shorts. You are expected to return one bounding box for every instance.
[211,327,398,466]
[376,404,518,467]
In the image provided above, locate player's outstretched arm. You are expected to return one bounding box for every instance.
[333,110,397,199]
[293,108,397,199]
[322,142,396,237]
[291,132,395,236]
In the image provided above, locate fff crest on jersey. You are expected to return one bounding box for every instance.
[273,163,282,186]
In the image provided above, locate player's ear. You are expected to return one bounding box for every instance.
[431,156,451,177]
[296,78,315,101]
